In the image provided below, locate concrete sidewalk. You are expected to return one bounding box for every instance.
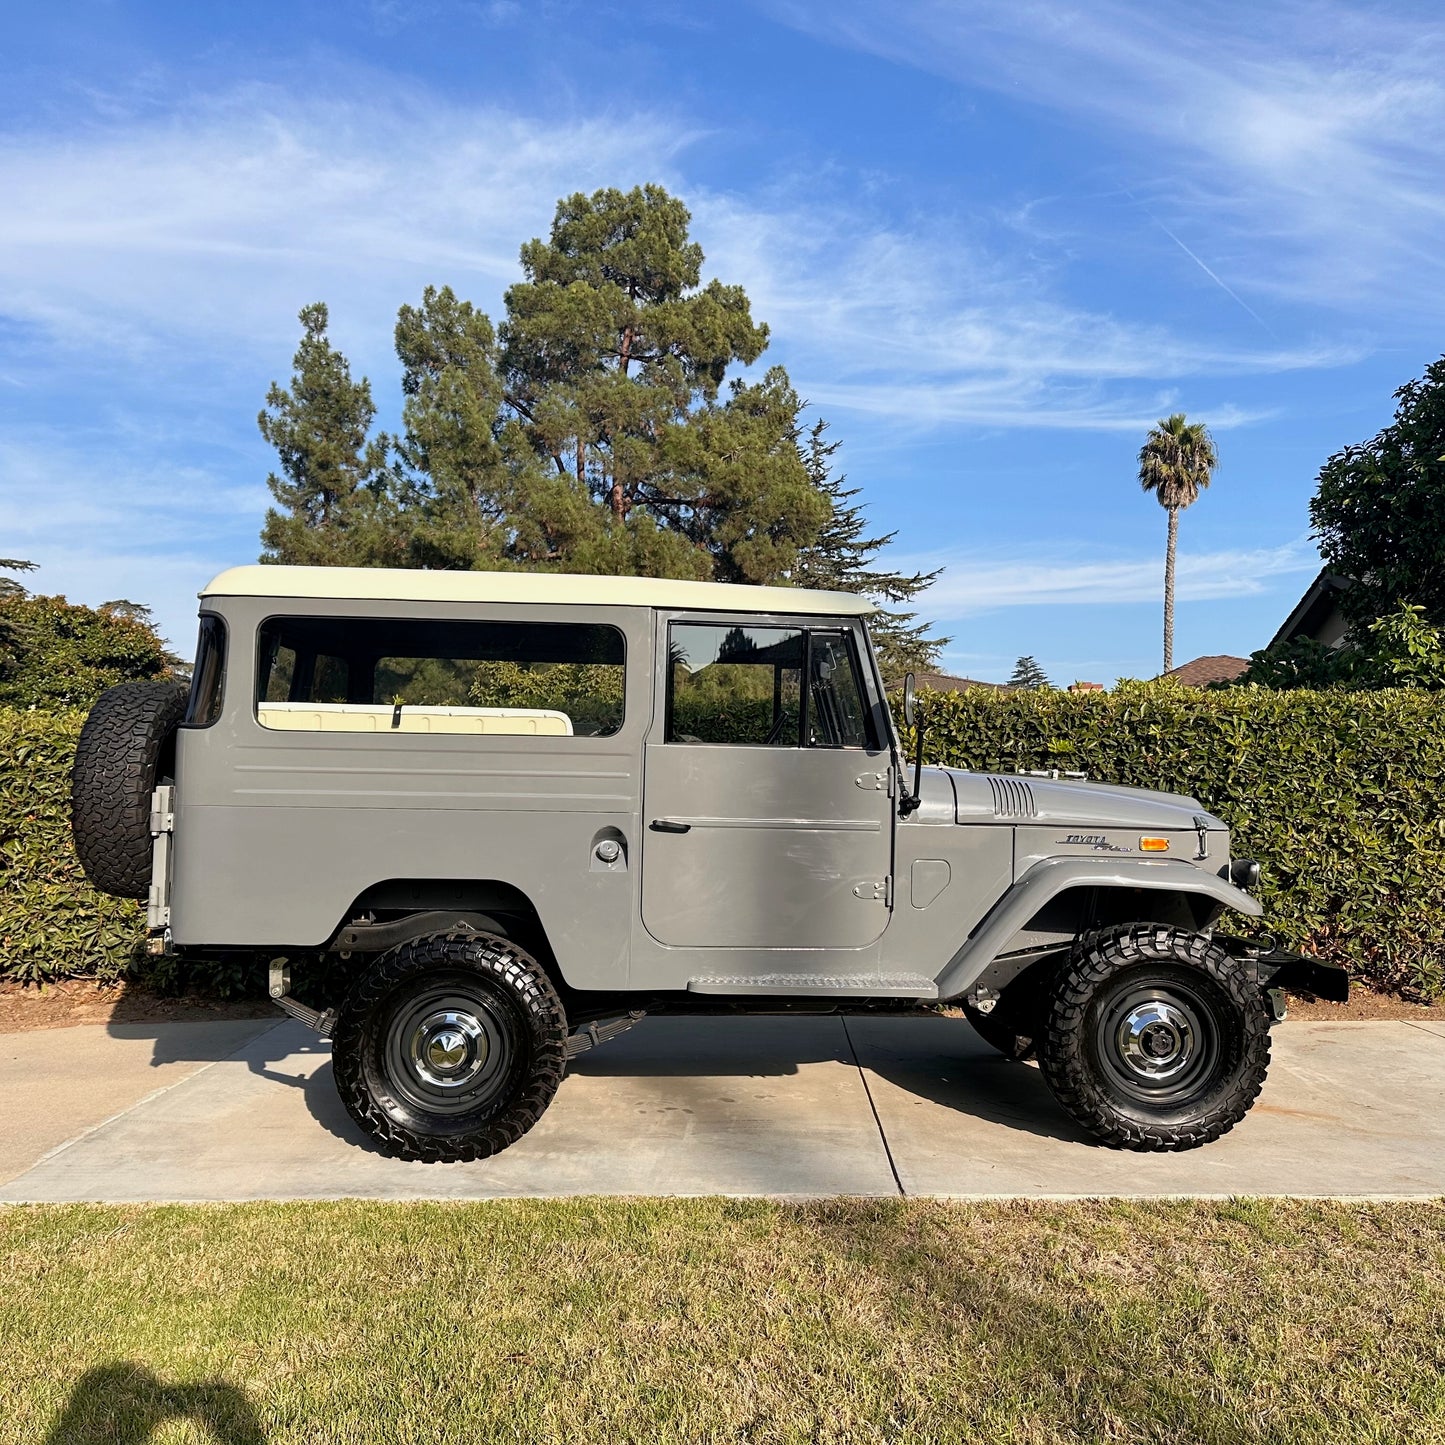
[1,1015,1442,1202]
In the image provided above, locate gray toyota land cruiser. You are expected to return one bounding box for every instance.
[70,565,1345,1162]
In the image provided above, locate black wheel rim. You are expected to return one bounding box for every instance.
[1088,968,1228,1110]
[379,974,523,1119]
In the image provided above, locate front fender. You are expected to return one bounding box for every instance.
[933,855,1264,1001]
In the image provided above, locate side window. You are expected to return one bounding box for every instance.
[183,614,226,727]
[808,632,870,748]
[255,617,625,737]
[669,624,804,745]
[667,623,873,748]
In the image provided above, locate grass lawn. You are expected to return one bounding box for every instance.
[2,1197,1442,1444]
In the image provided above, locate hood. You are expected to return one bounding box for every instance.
[931,767,1222,832]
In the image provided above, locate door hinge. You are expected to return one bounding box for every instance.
[854,771,889,792]
[149,783,175,835]
[852,876,892,904]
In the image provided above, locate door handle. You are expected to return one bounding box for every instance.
[649,818,692,833]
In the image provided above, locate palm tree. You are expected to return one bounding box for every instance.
[1139,413,1217,672]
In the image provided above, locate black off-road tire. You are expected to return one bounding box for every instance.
[1038,924,1271,1151]
[70,681,188,899]
[331,932,567,1162]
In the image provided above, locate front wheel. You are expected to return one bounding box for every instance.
[331,932,567,1162]
[1038,925,1270,1151]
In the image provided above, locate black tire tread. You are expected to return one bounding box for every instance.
[331,932,567,1163]
[1039,923,1270,1152]
[70,681,187,899]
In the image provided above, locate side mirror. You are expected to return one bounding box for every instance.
[899,672,924,816]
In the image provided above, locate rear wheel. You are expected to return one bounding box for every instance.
[1038,924,1270,1151]
[331,932,567,1162]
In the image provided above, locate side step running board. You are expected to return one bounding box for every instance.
[688,974,937,999]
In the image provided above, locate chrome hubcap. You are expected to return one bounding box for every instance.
[410,1010,490,1088]
[1092,974,1223,1109]
[1116,1001,1194,1081]
[383,985,514,1117]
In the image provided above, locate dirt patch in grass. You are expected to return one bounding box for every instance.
[1282,991,1445,1021]
[0,1197,1441,1445]
[0,979,275,1034]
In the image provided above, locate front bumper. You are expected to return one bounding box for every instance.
[1256,949,1351,1003]
[1218,933,1350,1007]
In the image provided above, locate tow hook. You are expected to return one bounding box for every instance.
[965,986,1001,1016]
[269,959,338,1038]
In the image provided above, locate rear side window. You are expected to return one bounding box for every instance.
[183,614,226,727]
[255,616,625,738]
[667,623,873,747]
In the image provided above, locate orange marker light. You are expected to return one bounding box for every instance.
[1139,837,1170,852]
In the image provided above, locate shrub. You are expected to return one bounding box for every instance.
[0,708,146,985]
[4,684,1443,1000]
[0,593,176,709]
[910,680,1445,1000]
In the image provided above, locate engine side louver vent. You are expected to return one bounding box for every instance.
[989,777,1037,818]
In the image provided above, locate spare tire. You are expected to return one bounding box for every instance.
[71,681,188,899]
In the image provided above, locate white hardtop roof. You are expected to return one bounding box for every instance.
[201,565,875,617]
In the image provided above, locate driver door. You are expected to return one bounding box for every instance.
[640,616,894,950]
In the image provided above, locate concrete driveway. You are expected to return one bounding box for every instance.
[1,1014,1442,1202]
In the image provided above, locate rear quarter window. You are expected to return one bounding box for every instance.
[254,615,626,738]
[183,614,226,727]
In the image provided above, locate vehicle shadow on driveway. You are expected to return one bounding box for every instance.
[844,1016,1093,1145]
[569,1014,1089,1146]
[116,1012,1088,1157]
[104,1018,284,1066]
[42,1362,265,1443]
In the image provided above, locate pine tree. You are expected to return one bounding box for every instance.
[497,185,828,581]
[0,559,36,598]
[1008,655,1051,690]
[259,303,393,565]
[791,420,946,676]
[259,187,949,601]
[392,285,511,570]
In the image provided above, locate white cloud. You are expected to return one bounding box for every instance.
[0,435,260,650]
[0,87,692,368]
[697,195,1355,430]
[765,0,1445,313]
[894,539,1318,618]
[0,82,1356,438]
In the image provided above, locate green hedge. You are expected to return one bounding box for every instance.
[4,687,1443,999]
[0,708,145,985]
[909,681,1445,1001]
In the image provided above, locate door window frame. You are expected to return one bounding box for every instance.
[660,615,880,751]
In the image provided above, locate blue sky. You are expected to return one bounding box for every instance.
[2,0,1442,682]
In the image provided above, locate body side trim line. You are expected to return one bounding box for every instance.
[653,815,881,832]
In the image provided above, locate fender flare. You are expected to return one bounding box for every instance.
[934,855,1263,1001]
